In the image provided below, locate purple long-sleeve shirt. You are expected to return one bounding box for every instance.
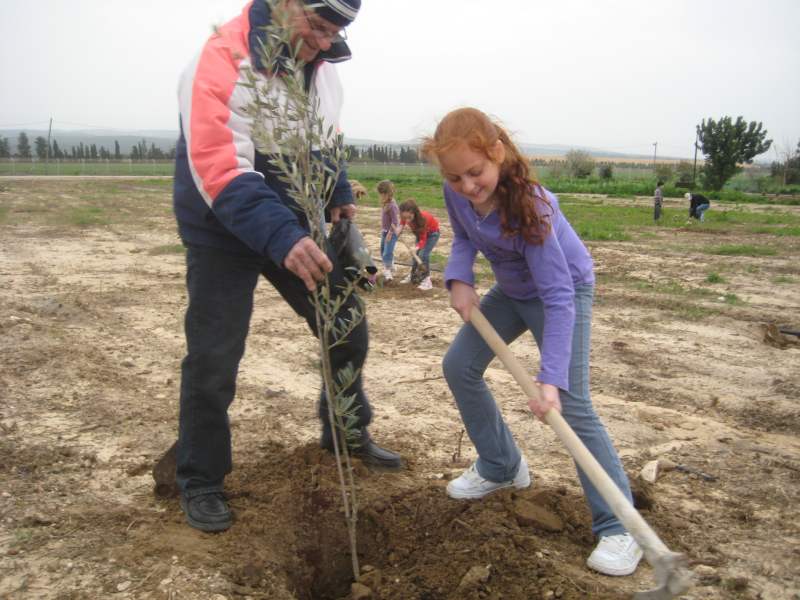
[443,184,595,391]
[381,200,400,233]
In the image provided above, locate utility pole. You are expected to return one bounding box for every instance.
[46,117,53,170]
[692,130,699,187]
[652,142,658,171]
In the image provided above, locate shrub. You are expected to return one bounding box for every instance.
[675,161,695,186]
[564,149,595,179]
[655,163,674,183]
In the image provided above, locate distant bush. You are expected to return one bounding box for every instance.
[770,141,800,185]
[565,150,595,179]
[598,164,613,180]
[655,163,674,183]
[675,160,695,187]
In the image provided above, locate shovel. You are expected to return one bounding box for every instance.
[469,306,692,600]
[151,440,179,498]
[396,235,423,267]
[394,235,430,284]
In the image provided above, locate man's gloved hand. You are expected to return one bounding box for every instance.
[329,218,377,290]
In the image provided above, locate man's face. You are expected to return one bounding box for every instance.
[286,1,344,63]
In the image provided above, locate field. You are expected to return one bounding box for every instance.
[1,178,799,600]
[2,160,793,201]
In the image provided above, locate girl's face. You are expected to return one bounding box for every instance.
[438,141,504,214]
[400,210,413,222]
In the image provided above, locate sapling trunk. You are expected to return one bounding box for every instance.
[241,0,364,580]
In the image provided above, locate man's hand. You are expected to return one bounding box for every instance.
[284,236,333,291]
[449,280,480,322]
[528,382,562,422]
[331,203,356,223]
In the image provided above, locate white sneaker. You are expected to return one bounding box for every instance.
[586,533,643,576]
[382,268,393,281]
[417,276,433,290]
[447,457,531,499]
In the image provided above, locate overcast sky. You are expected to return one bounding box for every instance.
[1,0,798,159]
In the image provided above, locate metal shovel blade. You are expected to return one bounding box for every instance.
[152,440,179,498]
[633,551,693,599]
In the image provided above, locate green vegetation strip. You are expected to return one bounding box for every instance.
[148,244,186,255]
[705,244,778,257]
[3,162,799,204]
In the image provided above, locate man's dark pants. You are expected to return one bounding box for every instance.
[176,243,372,497]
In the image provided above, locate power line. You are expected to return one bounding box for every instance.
[54,121,138,131]
[0,121,52,128]
[0,119,172,133]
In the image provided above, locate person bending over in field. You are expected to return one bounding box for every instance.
[422,107,642,577]
[685,192,711,222]
[398,198,440,290]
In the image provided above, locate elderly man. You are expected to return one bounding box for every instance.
[172,0,402,533]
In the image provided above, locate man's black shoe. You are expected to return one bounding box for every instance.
[351,438,404,470]
[321,429,403,470]
[180,492,232,532]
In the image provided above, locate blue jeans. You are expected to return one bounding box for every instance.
[176,244,373,497]
[442,284,632,537]
[412,231,440,278]
[695,203,709,221]
[380,231,398,269]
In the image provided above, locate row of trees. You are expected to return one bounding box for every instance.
[344,144,419,163]
[2,118,787,189]
[0,132,176,161]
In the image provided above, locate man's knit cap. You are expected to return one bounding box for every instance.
[304,0,360,27]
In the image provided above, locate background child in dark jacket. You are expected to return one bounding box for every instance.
[685,192,711,221]
[653,180,664,221]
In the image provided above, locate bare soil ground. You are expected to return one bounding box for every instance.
[1,179,799,600]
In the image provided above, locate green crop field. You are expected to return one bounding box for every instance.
[3,158,798,204]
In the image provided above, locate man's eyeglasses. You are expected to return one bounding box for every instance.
[303,9,347,43]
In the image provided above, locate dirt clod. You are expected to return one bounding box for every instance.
[350,582,373,599]
[457,564,491,591]
[513,499,564,532]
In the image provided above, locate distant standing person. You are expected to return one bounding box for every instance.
[685,192,711,222]
[377,180,401,282]
[399,199,440,290]
[653,180,664,221]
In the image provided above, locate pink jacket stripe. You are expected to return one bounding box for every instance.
[181,2,255,205]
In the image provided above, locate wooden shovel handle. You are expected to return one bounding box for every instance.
[396,235,423,265]
[469,306,672,562]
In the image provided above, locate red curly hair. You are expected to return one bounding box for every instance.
[421,107,550,245]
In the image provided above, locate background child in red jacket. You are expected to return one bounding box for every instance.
[399,199,440,290]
